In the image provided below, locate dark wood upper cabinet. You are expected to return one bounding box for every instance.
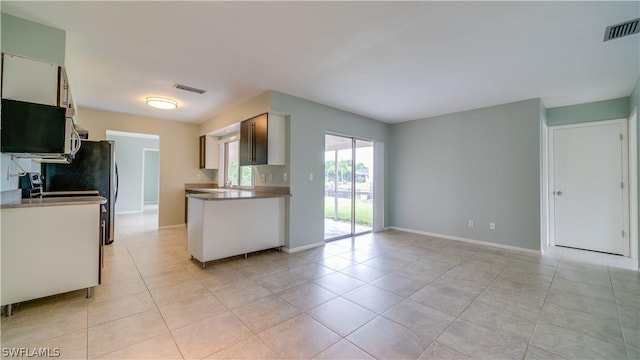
[199,135,206,169]
[240,113,285,166]
[199,135,219,169]
[240,113,267,165]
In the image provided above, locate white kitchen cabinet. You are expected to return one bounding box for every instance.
[1,53,59,106]
[1,53,75,118]
[199,135,219,169]
[1,202,100,309]
[59,67,76,118]
[187,195,286,266]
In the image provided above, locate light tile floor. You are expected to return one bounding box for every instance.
[1,212,638,360]
[324,218,371,240]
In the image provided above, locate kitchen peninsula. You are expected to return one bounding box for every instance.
[186,188,290,268]
[1,195,105,315]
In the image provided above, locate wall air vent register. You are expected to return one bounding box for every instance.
[603,18,639,41]
[172,83,207,94]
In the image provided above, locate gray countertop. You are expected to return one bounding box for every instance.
[186,188,291,201]
[0,196,107,209]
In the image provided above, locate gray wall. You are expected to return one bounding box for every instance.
[143,150,160,204]
[270,91,391,250]
[1,13,66,65]
[0,13,66,194]
[106,134,159,213]
[546,97,630,126]
[389,99,542,250]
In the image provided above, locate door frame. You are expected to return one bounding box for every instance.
[547,118,631,257]
[629,110,638,267]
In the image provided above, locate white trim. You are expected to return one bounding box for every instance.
[373,141,385,232]
[621,120,630,257]
[387,226,541,255]
[282,241,325,253]
[629,111,638,268]
[158,224,186,230]
[106,130,160,140]
[540,120,549,253]
[548,127,556,247]
[115,210,142,215]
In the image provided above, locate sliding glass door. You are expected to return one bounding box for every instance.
[324,134,374,241]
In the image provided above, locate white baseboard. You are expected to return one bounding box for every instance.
[283,241,325,253]
[158,224,186,230]
[387,226,541,255]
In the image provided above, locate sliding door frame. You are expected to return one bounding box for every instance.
[324,132,376,241]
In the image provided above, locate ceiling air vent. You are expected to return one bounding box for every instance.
[603,18,639,41]
[172,83,206,94]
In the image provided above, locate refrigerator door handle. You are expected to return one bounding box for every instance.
[114,162,119,204]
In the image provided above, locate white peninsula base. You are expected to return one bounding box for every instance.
[187,195,286,267]
[1,200,102,315]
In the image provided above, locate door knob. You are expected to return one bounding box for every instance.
[554,191,563,196]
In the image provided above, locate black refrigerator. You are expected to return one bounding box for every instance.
[42,140,118,244]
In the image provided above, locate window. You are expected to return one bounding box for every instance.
[225,140,253,187]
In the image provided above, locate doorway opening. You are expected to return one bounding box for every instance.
[324,134,374,241]
[142,148,160,213]
[106,130,160,231]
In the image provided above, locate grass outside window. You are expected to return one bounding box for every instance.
[324,197,373,226]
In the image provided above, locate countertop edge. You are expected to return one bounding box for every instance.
[186,193,291,201]
[0,196,107,209]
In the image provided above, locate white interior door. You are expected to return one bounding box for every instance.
[552,120,628,255]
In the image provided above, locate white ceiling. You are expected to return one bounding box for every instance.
[2,1,638,124]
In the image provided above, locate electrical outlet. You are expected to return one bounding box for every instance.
[260,173,266,182]
[490,222,496,230]
[468,220,474,228]
[268,173,273,182]
[196,173,201,180]
[309,173,313,181]
[283,173,288,181]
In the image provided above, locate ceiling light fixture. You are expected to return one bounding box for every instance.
[145,97,178,110]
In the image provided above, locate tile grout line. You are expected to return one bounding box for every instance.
[539,260,629,355]
[523,255,563,360]
[522,254,630,358]
[369,250,482,360]
[422,253,516,359]
[608,265,632,360]
[123,229,187,360]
